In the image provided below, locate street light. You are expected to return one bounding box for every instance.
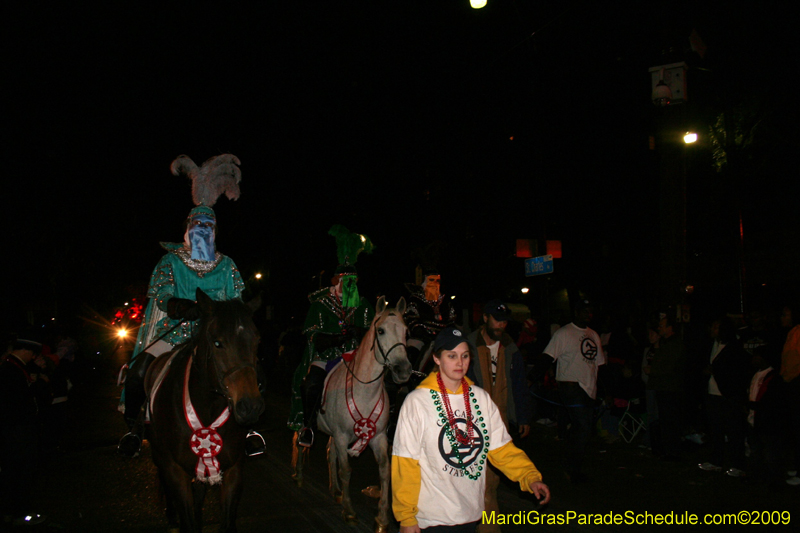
[521,287,530,294]
[470,0,487,8]
[683,132,698,144]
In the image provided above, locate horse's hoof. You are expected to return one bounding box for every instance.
[291,474,303,488]
[342,510,358,524]
[374,519,390,533]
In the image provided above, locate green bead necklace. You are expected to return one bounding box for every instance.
[430,378,489,481]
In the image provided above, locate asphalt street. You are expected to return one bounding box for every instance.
[10,344,797,532]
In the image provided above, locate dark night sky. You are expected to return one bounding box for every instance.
[5,1,798,328]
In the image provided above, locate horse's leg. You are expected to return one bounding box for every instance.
[368,432,391,533]
[157,466,180,533]
[333,432,357,524]
[191,480,206,532]
[160,460,198,533]
[218,460,243,533]
[291,431,306,487]
[326,436,342,503]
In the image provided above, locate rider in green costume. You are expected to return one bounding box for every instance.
[118,154,253,458]
[288,225,375,447]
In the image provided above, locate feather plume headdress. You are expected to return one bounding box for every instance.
[171,154,242,219]
[328,224,375,275]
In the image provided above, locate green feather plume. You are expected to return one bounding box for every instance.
[328,225,375,266]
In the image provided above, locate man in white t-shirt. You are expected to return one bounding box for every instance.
[543,299,606,483]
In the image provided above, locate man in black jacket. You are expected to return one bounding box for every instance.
[0,339,46,525]
[698,316,752,477]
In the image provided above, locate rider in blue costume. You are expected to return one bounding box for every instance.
[288,225,375,448]
[118,154,264,458]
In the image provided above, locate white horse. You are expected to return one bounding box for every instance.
[292,296,412,533]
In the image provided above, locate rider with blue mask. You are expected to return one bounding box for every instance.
[118,154,266,458]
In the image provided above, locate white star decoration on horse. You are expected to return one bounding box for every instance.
[353,418,377,440]
[191,428,223,458]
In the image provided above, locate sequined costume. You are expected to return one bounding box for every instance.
[119,242,244,412]
[287,287,374,431]
[403,282,456,368]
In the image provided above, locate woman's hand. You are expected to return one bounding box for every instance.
[530,481,551,505]
[400,525,421,533]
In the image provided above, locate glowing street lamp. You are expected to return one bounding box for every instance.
[255,273,262,280]
[521,287,530,294]
[683,132,698,144]
[470,0,487,8]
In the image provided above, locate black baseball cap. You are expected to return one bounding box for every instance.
[433,327,468,352]
[483,299,511,322]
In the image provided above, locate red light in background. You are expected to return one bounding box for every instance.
[546,240,562,258]
[516,239,536,258]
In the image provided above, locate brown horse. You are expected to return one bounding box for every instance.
[144,288,264,533]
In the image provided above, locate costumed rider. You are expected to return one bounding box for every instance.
[118,154,265,458]
[403,269,456,373]
[288,225,375,448]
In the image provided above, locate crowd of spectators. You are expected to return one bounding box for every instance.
[0,330,79,527]
[522,298,800,490]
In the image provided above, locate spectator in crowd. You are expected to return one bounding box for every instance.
[646,312,686,461]
[698,316,752,477]
[0,339,46,526]
[543,299,606,483]
[779,301,800,486]
[467,300,531,533]
[640,323,660,451]
[747,345,786,488]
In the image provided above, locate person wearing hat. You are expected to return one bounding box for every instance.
[288,225,375,448]
[392,327,550,533]
[0,339,47,525]
[466,300,531,533]
[542,299,606,483]
[118,155,251,458]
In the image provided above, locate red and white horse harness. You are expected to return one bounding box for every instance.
[183,354,230,484]
[342,356,385,456]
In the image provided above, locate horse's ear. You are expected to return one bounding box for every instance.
[376,296,387,316]
[196,288,214,315]
[395,297,406,316]
[246,293,262,313]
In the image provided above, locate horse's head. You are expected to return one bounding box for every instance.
[373,296,412,384]
[196,288,265,425]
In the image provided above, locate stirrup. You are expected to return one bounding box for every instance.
[118,432,142,458]
[298,427,314,448]
[245,430,266,457]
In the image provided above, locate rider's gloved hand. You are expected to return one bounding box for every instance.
[167,298,201,320]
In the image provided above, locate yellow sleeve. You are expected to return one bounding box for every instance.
[487,440,543,493]
[391,455,421,527]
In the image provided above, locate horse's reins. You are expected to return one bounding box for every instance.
[342,316,406,385]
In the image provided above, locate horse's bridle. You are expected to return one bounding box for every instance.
[342,317,406,385]
[201,322,258,400]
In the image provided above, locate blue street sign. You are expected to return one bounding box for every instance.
[524,254,554,277]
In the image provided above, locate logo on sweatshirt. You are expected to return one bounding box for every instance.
[437,417,484,478]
